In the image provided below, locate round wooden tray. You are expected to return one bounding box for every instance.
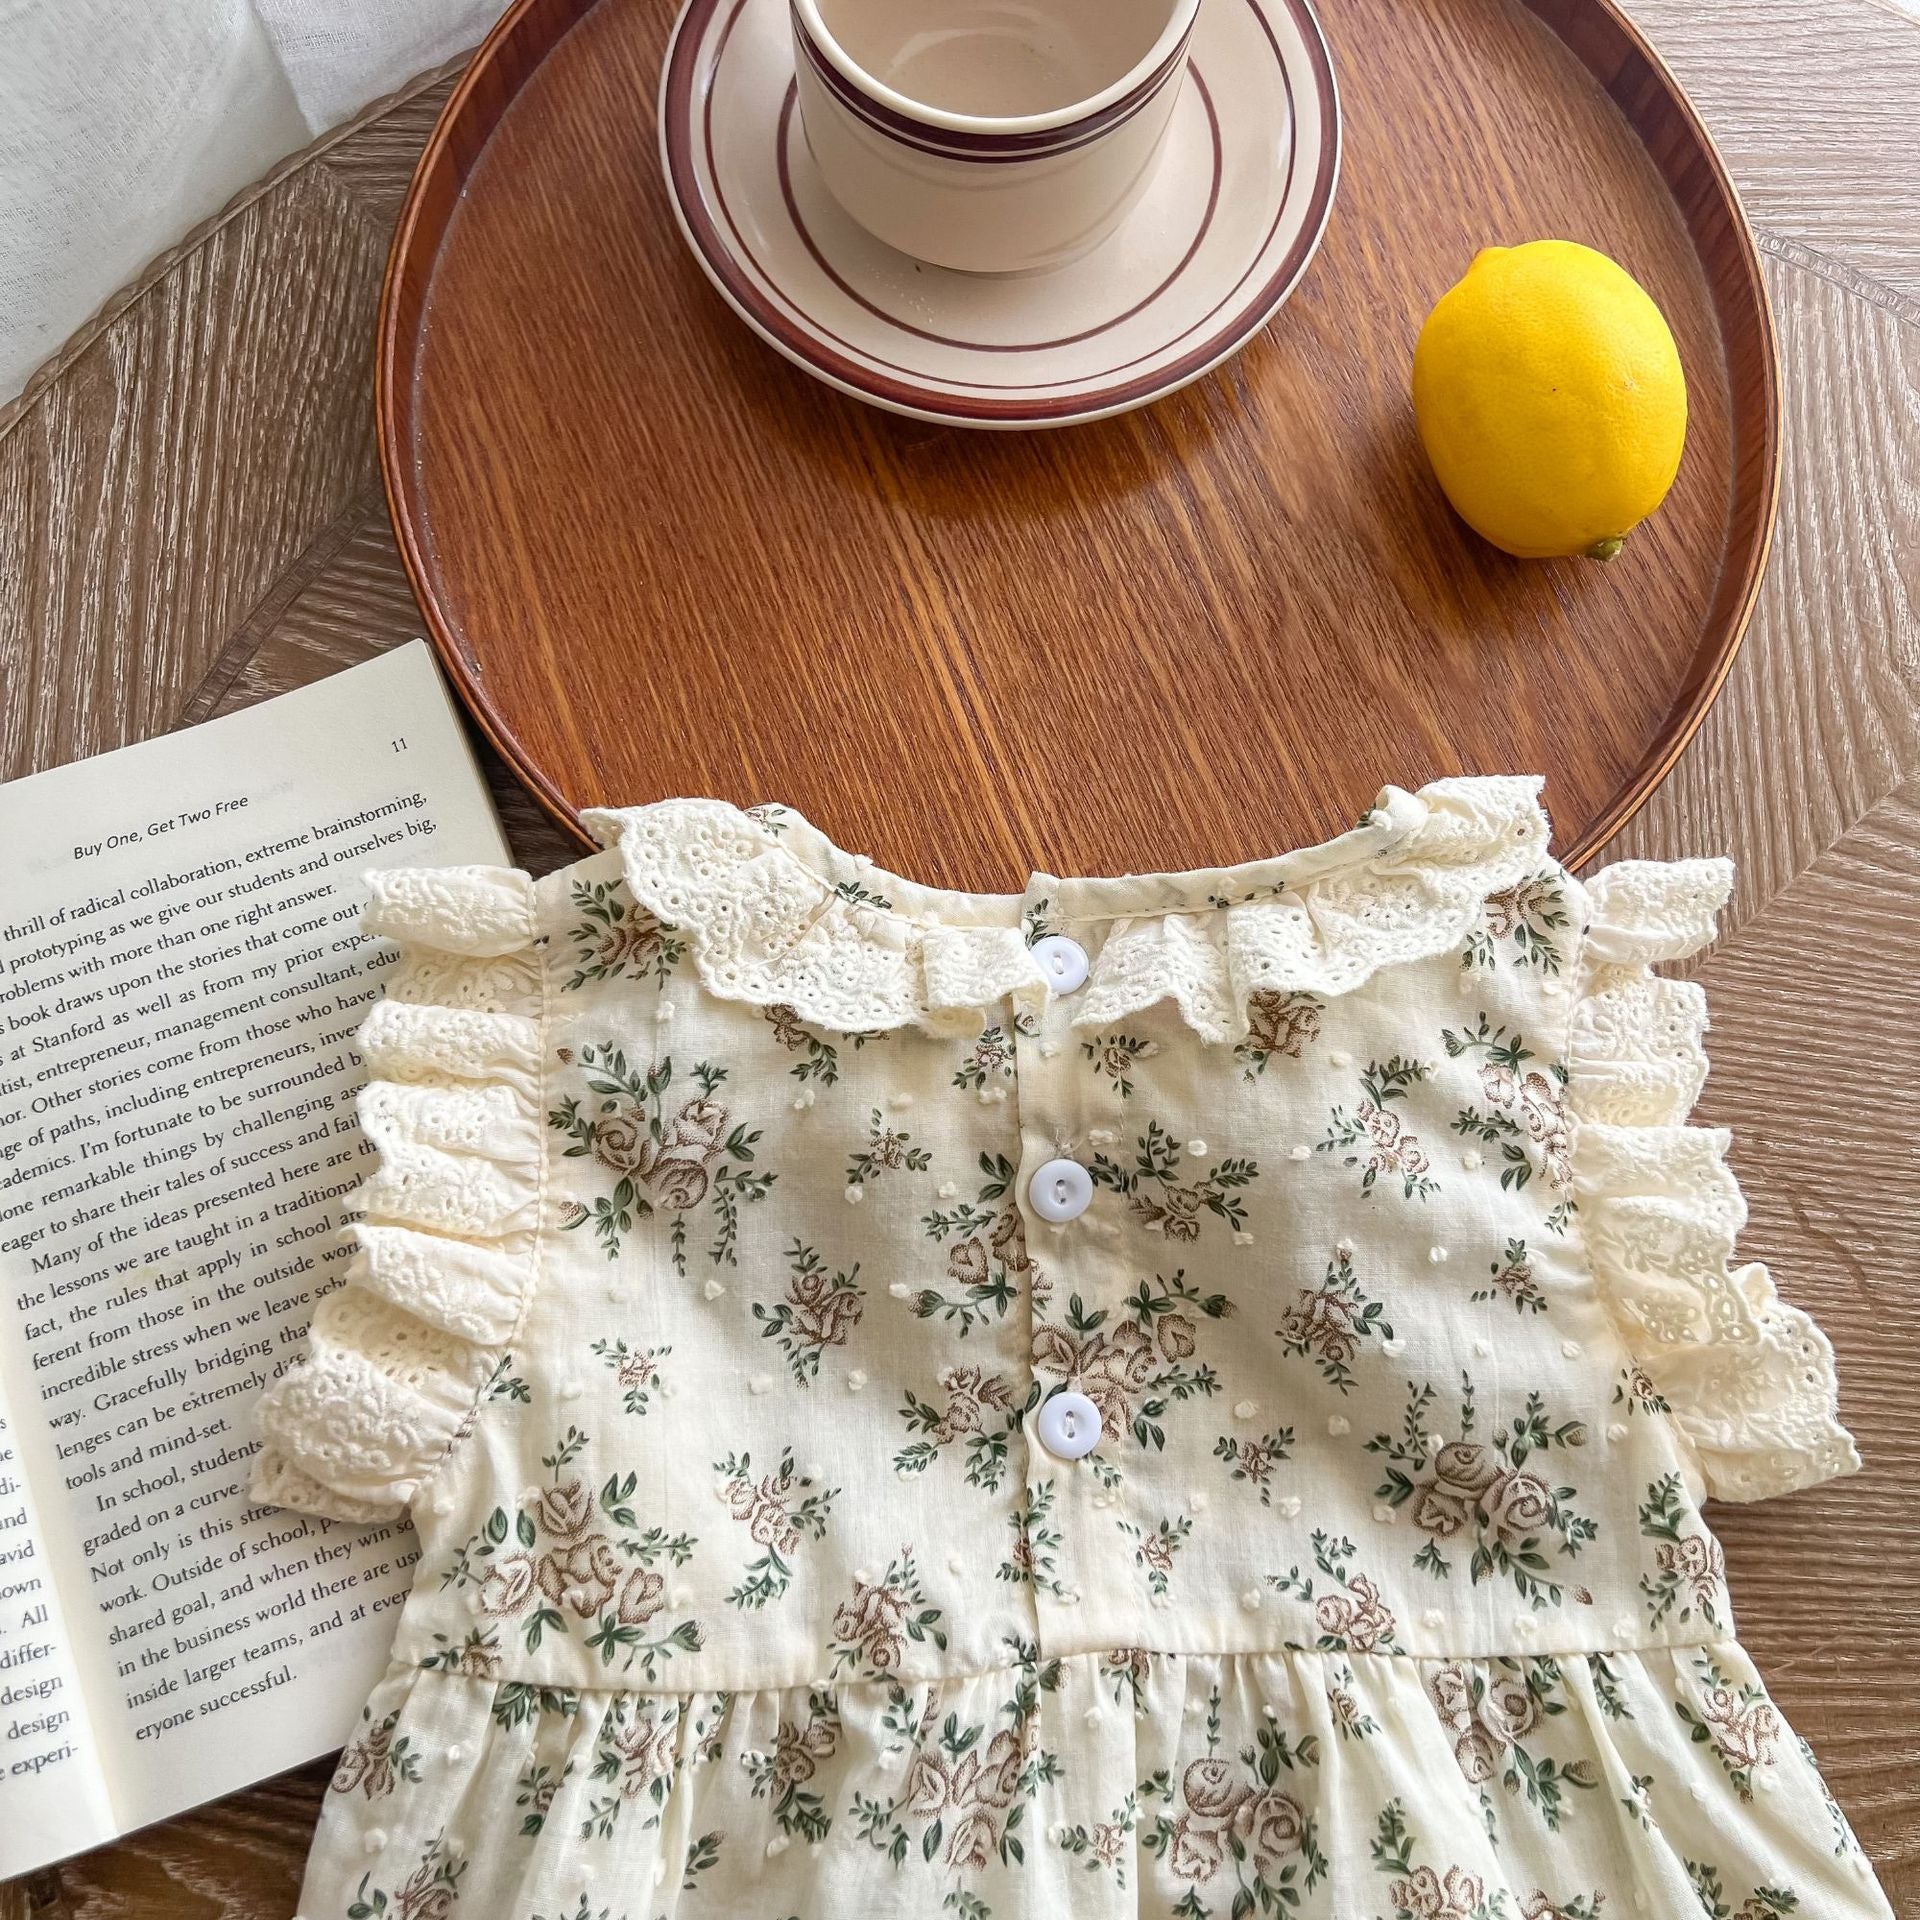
[379,0,1777,885]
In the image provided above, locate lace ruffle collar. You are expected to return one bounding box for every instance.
[582,775,1550,1044]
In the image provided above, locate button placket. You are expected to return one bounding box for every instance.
[1012,903,1110,1643]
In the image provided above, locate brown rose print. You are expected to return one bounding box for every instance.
[1472,1236,1546,1315]
[850,1651,1062,1885]
[1090,1121,1260,1240]
[1371,1800,1499,1920]
[916,1153,1035,1333]
[1677,1654,1783,1801]
[755,1240,867,1384]
[1393,1864,1495,1920]
[1268,1530,1405,1653]
[1214,1423,1296,1506]
[897,1365,1023,1490]
[715,1447,838,1607]
[1520,1894,1607,1920]
[1058,1792,1142,1884]
[330,1706,419,1799]
[763,1001,876,1086]
[513,1758,567,1837]
[828,1550,948,1678]
[1080,1030,1158,1098]
[350,1831,466,1920]
[1369,1377,1596,1608]
[550,1048,774,1265]
[1140,1687,1328,1904]
[1444,1014,1572,1193]
[906,1723,1028,1870]
[745,1689,841,1842]
[1101,1646,1153,1714]
[1428,1659,1598,1829]
[1276,1246,1392,1391]
[1318,1057,1439,1200]
[591,1337,671,1417]
[1638,1473,1728,1632]
[1464,871,1570,974]
[1687,1864,1796,1920]
[846,1107,933,1189]
[440,1428,702,1680]
[578,1696,683,1841]
[1325,1663,1379,1743]
[418,1628,504,1683]
[953,1023,1015,1092]
[559,876,685,991]
[1235,988,1325,1079]
[1030,1271,1230,1449]
[1119,1512,1192,1599]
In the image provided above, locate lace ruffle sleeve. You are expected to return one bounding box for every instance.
[1567,859,1859,1502]
[249,866,546,1522]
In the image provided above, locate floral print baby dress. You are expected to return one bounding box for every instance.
[252,776,1891,1920]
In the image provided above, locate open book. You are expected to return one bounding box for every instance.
[0,644,508,1878]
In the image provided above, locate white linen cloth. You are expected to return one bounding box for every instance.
[0,0,506,404]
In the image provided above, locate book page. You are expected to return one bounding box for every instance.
[0,643,508,1873]
[0,1376,117,1872]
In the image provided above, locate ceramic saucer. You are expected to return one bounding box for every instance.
[659,0,1341,427]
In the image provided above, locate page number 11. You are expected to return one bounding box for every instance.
[390,737,408,753]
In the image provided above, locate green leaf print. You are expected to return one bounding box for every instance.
[1276,1247,1393,1391]
[1089,1120,1260,1239]
[1081,1031,1158,1097]
[755,1241,867,1384]
[591,1338,671,1416]
[1234,989,1325,1080]
[1366,1376,1597,1608]
[1266,1531,1404,1653]
[715,1448,839,1608]
[1471,1238,1545,1314]
[847,1107,933,1188]
[550,1048,774,1265]
[1637,1473,1727,1632]
[914,1153,1034,1334]
[558,876,684,990]
[1442,1014,1572,1193]
[1461,871,1570,975]
[1317,1058,1438,1201]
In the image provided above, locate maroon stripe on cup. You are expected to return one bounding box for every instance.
[773,77,1222,352]
[790,7,1195,163]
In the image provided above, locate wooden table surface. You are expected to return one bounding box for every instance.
[2,3,1917,1912]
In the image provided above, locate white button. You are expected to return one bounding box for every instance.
[1029,1157,1093,1221]
[1037,1391,1102,1459]
[1032,935,1089,993]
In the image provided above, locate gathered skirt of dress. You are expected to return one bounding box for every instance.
[297,1641,1888,1920]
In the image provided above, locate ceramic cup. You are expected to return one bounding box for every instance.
[790,0,1202,274]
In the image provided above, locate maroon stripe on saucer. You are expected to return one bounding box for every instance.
[790,8,1194,162]
[661,0,1342,425]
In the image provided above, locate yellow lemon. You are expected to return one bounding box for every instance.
[1412,240,1687,560]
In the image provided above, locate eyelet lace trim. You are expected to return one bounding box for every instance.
[1567,859,1858,1502]
[1074,777,1551,1043]
[249,868,544,1523]
[583,802,1046,1036]
[586,777,1551,1043]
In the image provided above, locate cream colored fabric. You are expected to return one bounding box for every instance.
[253,778,1886,1920]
